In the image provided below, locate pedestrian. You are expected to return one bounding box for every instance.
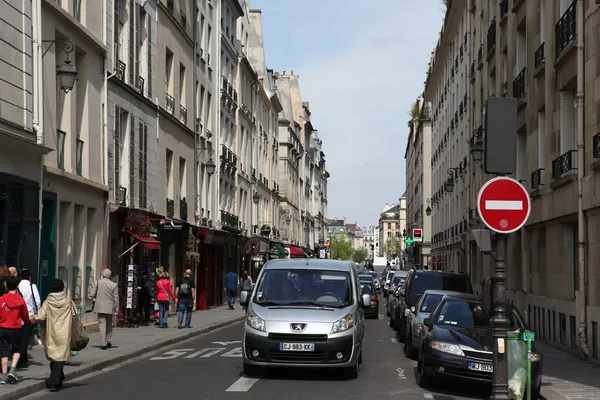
[239,271,252,311]
[7,267,17,278]
[0,276,30,383]
[175,269,195,329]
[223,268,238,310]
[90,268,119,350]
[30,279,73,392]
[155,267,176,328]
[137,271,152,325]
[16,270,41,368]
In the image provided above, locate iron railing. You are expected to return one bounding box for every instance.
[534,42,545,69]
[551,150,577,179]
[165,93,175,113]
[487,18,497,54]
[593,133,600,158]
[166,198,175,218]
[180,105,187,124]
[220,210,239,229]
[117,186,127,206]
[500,0,509,20]
[531,168,545,189]
[555,1,576,56]
[180,198,188,220]
[513,68,527,101]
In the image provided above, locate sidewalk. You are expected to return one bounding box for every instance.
[537,341,600,400]
[0,306,245,400]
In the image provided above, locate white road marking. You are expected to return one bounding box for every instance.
[221,347,243,357]
[226,376,259,392]
[183,347,226,359]
[213,341,241,346]
[485,200,523,210]
[149,349,194,360]
[423,393,434,399]
[390,338,397,343]
[396,367,406,379]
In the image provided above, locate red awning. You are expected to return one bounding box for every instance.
[289,246,306,257]
[128,231,161,250]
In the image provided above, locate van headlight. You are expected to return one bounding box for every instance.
[430,341,464,356]
[246,311,266,332]
[331,314,354,334]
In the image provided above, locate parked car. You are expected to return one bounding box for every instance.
[386,274,407,319]
[394,270,473,341]
[370,271,381,292]
[360,282,379,319]
[403,290,448,359]
[383,270,403,297]
[416,293,543,398]
[241,259,369,379]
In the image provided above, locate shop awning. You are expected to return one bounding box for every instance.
[289,245,307,258]
[128,231,161,250]
[303,248,314,257]
[251,237,270,255]
[269,241,287,259]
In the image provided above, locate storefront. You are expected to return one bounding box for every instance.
[196,228,228,310]
[287,244,308,259]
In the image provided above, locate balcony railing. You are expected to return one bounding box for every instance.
[165,93,175,114]
[180,104,187,124]
[513,68,526,101]
[477,45,484,65]
[136,76,145,94]
[166,198,175,218]
[500,0,509,21]
[487,18,497,54]
[117,186,127,206]
[470,61,476,82]
[551,150,577,180]
[220,210,239,229]
[531,168,545,190]
[180,198,188,220]
[593,133,600,158]
[555,1,576,57]
[534,42,545,69]
[116,60,126,80]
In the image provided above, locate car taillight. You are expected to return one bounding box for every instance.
[371,300,378,305]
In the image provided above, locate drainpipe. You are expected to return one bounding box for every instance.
[575,0,588,359]
[192,5,198,222]
[33,0,44,282]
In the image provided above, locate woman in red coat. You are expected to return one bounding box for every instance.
[155,268,176,328]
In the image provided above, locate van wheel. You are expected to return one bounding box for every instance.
[416,351,431,388]
[243,362,259,377]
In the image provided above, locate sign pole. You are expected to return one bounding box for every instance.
[491,232,510,400]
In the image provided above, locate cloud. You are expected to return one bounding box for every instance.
[252,0,443,225]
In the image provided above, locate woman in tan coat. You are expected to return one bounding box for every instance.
[31,279,74,392]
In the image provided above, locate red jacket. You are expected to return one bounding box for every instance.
[155,278,176,302]
[0,292,30,329]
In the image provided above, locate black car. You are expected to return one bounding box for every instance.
[360,282,379,319]
[394,270,473,341]
[416,293,543,398]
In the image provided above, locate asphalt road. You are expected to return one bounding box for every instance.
[24,303,491,400]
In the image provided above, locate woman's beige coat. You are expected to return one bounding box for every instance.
[33,291,74,362]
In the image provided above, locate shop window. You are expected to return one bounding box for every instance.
[58,267,69,296]
[592,321,598,360]
[76,138,84,176]
[72,266,82,299]
[57,130,66,169]
[559,313,567,345]
[85,266,95,300]
[570,315,577,350]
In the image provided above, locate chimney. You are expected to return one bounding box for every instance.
[282,71,286,75]
[274,72,279,76]
[291,70,294,75]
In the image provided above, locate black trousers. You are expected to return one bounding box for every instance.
[138,298,152,323]
[47,361,65,388]
[19,324,34,365]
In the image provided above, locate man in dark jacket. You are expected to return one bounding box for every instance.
[223,269,238,310]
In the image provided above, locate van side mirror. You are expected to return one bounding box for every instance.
[362,294,371,306]
[240,290,250,306]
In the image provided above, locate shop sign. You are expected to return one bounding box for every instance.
[260,224,271,237]
[160,218,183,230]
[124,211,155,235]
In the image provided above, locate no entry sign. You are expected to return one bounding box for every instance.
[477,177,531,234]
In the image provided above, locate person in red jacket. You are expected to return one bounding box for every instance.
[155,268,176,328]
[0,276,30,384]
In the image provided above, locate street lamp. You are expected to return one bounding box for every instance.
[425,198,433,217]
[197,147,216,176]
[470,127,484,162]
[445,168,460,193]
[252,191,260,204]
[42,40,78,94]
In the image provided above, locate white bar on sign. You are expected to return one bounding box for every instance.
[485,200,523,210]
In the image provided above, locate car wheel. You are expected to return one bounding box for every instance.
[404,329,417,359]
[397,319,406,342]
[243,362,260,377]
[416,351,431,388]
[389,315,394,327]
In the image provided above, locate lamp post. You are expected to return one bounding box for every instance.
[444,168,460,193]
[425,198,433,217]
[42,40,78,94]
[470,127,484,163]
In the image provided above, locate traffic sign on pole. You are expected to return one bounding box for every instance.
[477,177,531,234]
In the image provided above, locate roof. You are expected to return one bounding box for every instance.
[382,205,399,213]
[263,259,355,272]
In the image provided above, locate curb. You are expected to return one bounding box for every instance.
[1,316,245,400]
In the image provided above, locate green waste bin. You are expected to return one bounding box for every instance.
[507,330,535,400]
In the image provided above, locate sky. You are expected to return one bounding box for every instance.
[250,0,445,227]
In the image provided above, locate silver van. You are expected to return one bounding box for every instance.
[240,259,369,378]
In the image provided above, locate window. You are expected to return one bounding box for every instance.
[419,294,443,313]
[57,130,66,169]
[537,112,545,168]
[165,48,173,91]
[179,157,186,198]
[166,149,173,198]
[179,63,186,104]
[76,138,84,176]
[138,123,148,209]
[72,0,81,21]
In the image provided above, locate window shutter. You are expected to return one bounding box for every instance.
[139,123,148,209]
[114,105,122,191]
[58,202,69,268]
[147,16,152,98]
[129,114,136,206]
[135,2,141,84]
[114,0,120,67]
[128,0,135,84]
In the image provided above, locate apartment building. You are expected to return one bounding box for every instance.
[310,129,329,247]
[378,203,401,258]
[39,0,106,316]
[405,98,433,268]
[420,0,600,360]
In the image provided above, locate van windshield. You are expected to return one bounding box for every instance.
[253,269,353,308]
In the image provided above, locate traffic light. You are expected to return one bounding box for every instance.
[402,229,407,237]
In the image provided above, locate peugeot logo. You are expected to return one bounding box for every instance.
[484,345,490,351]
[290,323,307,332]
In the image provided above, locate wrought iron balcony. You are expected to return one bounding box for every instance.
[500,0,509,21]
[221,76,227,91]
[470,61,476,82]
[116,60,126,81]
[180,10,187,27]
[531,168,545,190]
[551,150,577,180]
[594,133,600,158]
[487,18,497,54]
[165,93,175,114]
[534,43,545,69]
[117,186,127,206]
[513,68,527,101]
[555,1,576,57]
[220,210,239,229]
[180,105,187,124]
[180,198,188,220]
[477,45,484,65]
[166,198,175,218]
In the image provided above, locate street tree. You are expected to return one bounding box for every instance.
[384,237,401,258]
[329,235,354,260]
[352,248,369,264]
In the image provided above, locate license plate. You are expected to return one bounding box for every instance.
[279,342,315,352]
[469,362,493,372]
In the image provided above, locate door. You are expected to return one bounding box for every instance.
[39,196,57,300]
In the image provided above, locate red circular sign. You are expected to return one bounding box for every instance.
[477,177,531,234]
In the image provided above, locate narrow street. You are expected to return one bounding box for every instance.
[23,308,490,400]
